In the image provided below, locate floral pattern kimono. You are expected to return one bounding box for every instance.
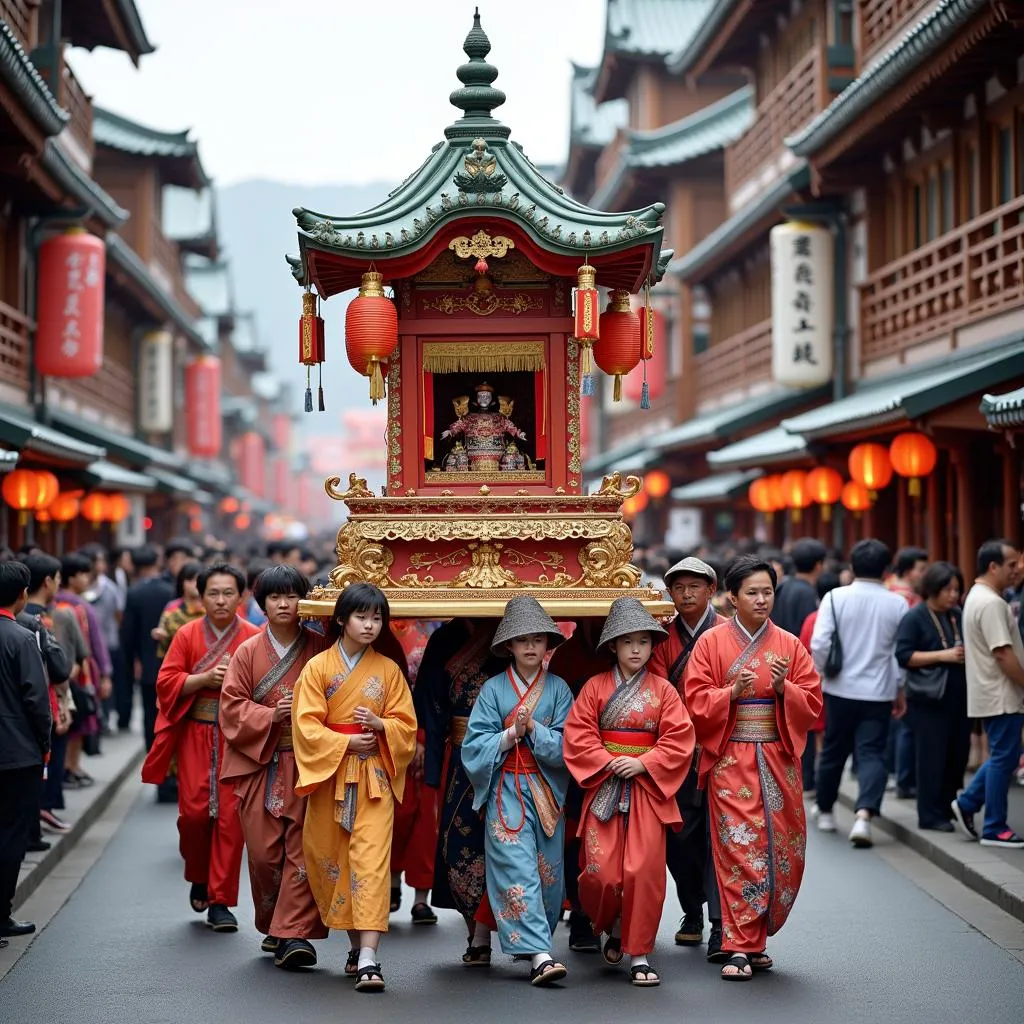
[684,619,822,954]
[462,668,573,955]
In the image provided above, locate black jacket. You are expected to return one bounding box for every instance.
[0,614,51,770]
[121,575,175,687]
[16,609,71,684]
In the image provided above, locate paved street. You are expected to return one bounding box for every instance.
[2,782,1022,1024]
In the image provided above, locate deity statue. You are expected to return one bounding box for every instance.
[499,442,526,472]
[442,440,471,472]
[440,382,528,472]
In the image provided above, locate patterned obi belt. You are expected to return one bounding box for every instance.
[188,696,219,723]
[731,699,780,743]
[450,715,469,747]
[600,729,656,756]
[276,729,294,752]
[502,742,540,774]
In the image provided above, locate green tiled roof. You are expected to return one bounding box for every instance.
[0,407,105,464]
[64,0,154,62]
[188,461,233,491]
[980,387,1024,429]
[184,256,233,319]
[94,106,209,187]
[569,64,627,147]
[781,338,1024,439]
[0,448,20,472]
[82,460,156,492]
[49,410,182,468]
[671,468,762,503]
[149,467,208,500]
[583,436,658,478]
[0,20,68,136]
[41,139,127,226]
[707,426,810,469]
[606,0,715,58]
[788,0,989,157]
[665,0,741,76]
[590,86,753,208]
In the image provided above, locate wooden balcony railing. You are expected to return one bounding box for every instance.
[150,225,181,293]
[694,318,772,401]
[859,0,933,68]
[1,0,37,49]
[61,360,136,428]
[0,299,31,394]
[724,48,823,202]
[860,194,1024,363]
[57,54,94,168]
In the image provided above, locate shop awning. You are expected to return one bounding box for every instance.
[707,426,810,469]
[655,386,828,455]
[782,339,1024,440]
[0,448,20,473]
[81,460,156,492]
[148,468,214,504]
[671,469,762,504]
[182,460,233,491]
[981,387,1024,429]
[48,411,183,469]
[582,439,659,478]
[0,407,105,464]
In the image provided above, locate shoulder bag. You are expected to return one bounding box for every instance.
[904,608,959,702]
[823,592,844,679]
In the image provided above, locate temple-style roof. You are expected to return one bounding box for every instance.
[290,12,670,297]
[981,387,1024,430]
[569,65,627,149]
[590,86,753,208]
[94,107,209,189]
[63,0,155,66]
[0,20,68,137]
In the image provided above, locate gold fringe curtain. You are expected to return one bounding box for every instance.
[422,341,546,375]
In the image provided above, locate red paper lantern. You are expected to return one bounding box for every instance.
[763,474,786,512]
[573,263,600,396]
[104,493,131,524]
[47,492,80,523]
[272,457,289,507]
[35,471,59,511]
[624,306,667,406]
[238,431,266,498]
[345,271,397,406]
[234,512,251,531]
[2,469,54,524]
[35,228,105,378]
[841,480,872,514]
[219,496,240,514]
[272,413,291,453]
[780,469,811,521]
[80,493,109,525]
[185,356,222,458]
[848,443,892,494]
[748,478,776,514]
[806,466,844,521]
[645,469,671,499]
[298,290,326,412]
[595,289,641,402]
[889,432,937,497]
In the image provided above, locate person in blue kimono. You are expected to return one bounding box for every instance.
[462,596,573,987]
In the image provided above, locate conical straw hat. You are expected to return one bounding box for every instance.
[597,596,668,651]
[490,595,566,657]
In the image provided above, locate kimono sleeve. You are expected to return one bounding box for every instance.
[527,674,571,770]
[682,631,734,761]
[219,640,278,767]
[155,624,197,725]
[776,639,822,760]
[293,655,350,795]
[377,657,418,802]
[563,675,613,789]
[462,677,507,812]
[638,680,693,802]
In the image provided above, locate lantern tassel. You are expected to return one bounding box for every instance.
[640,360,650,410]
[304,366,313,413]
[909,477,921,498]
[369,359,386,405]
[318,363,325,412]
[612,373,623,402]
[580,342,595,397]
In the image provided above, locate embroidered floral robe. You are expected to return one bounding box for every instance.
[462,668,573,955]
[294,644,417,931]
[219,628,328,940]
[564,668,693,954]
[684,620,822,953]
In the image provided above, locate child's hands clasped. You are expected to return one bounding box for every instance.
[608,756,646,779]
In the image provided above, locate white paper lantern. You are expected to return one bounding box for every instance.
[138,329,174,432]
[770,222,834,388]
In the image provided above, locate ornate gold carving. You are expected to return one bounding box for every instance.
[405,488,417,496]
[352,516,626,544]
[578,521,641,589]
[567,339,582,476]
[421,340,544,374]
[399,542,575,590]
[387,342,402,480]
[424,291,543,317]
[331,526,397,588]
[326,472,374,501]
[449,229,515,260]
[478,485,491,496]
[440,489,454,496]
[413,248,551,286]
[515,488,530,496]
[597,472,642,500]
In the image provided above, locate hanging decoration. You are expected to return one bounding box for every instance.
[345,270,398,406]
[80,493,109,526]
[104,493,131,524]
[637,285,655,409]
[185,356,222,458]
[35,228,105,378]
[748,477,778,521]
[138,330,174,433]
[2,469,56,526]
[595,290,641,402]
[841,480,872,514]
[624,304,666,406]
[780,469,811,522]
[298,289,326,412]
[770,221,834,388]
[764,474,786,512]
[806,466,844,521]
[644,469,671,500]
[573,261,599,396]
[848,443,892,498]
[238,431,267,498]
[219,496,240,515]
[272,413,292,454]
[889,432,937,498]
[47,492,80,524]
[234,512,252,531]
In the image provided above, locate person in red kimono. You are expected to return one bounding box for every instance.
[563,597,694,987]
[389,619,440,925]
[141,562,260,932]
[219,565,329,968]
[684,555,822,981]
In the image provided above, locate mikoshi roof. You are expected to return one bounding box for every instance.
[289,11,671,298]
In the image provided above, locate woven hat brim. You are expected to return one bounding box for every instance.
[597,599,669,651]
[490,627,566,658]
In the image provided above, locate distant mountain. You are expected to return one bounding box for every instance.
[215,180,394,438]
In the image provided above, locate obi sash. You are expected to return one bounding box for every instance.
[450,715,469,747]
[188,695,219,723]
[731,699,780,743]
[257,634,305,815]
[600,729,656,756]
[327,723,384,832]
[591,667,653,821]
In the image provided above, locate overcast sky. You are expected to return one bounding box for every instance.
[71,0,605,187]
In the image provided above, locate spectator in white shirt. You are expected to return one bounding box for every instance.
[810,539,908,848]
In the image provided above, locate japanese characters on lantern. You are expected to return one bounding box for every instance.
[770,221,833,388]
[36,229,105,378]
[138,330,174,433]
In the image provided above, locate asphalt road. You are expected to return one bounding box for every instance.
[2,788,1022,1024]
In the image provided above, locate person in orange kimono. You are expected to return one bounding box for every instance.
[219,565,329,969]
[388,619,440,925]
[141,562,260,932]
[684,555,823,981]
[563,597,694,987]
[293,582,417,993]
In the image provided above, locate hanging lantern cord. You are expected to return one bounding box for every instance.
[640,278,652,410]
[304,365,313,413]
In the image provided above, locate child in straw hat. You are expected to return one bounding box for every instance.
[462,596,573,987]
[563,597,694,987]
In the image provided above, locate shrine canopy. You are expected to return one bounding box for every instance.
[287,10,671,298]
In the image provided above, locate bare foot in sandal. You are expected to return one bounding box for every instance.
[629,958,660,987]
[749,951,773,971]
[721,953,753,980]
